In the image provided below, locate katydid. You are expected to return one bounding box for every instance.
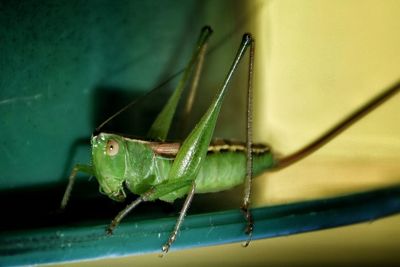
[60,26,400,255]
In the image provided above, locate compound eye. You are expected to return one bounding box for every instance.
[106,139,119,156]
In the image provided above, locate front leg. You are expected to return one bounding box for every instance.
[106,189,153,235]
[60,164,93,210]
[106,178,193,235]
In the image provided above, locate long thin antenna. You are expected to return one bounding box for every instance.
[273,79,400,170]
[94,72,182,134]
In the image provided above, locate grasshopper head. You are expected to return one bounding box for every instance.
[91,133,127,202]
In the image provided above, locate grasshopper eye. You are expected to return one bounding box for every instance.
[106,139,119,156]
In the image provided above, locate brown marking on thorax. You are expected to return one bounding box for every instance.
[144,138,270,158]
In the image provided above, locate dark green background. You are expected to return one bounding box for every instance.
[0,0,255,190]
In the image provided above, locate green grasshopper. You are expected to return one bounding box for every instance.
[60,26,400,255]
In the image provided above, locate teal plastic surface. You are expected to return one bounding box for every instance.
[1,186,400,265]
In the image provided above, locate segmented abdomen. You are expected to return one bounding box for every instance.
[195,141,275,193]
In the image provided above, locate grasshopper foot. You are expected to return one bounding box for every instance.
[106,221,116,236]
[241,204,254,247]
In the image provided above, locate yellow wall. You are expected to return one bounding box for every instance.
[251,0,400,205]
[254,0,400,158]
